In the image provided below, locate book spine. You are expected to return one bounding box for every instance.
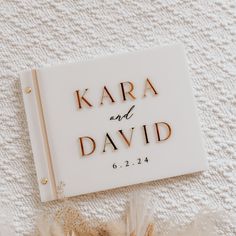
[19,69,58,202]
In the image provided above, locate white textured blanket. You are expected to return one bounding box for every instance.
[0,0,235,235]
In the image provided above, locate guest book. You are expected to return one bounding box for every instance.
[20,44,208,202]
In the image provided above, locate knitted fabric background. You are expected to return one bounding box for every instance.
[0,0,235,235]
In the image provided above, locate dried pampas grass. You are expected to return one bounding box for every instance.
[126,194,155,236]
[34,194,235,236]
[35,205,105,236]
[34,194,155,236]
[36,215,64,236]
[2,194,235,236]
[105,220,126,236]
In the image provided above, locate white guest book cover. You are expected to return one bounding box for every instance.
[20,44,208,202]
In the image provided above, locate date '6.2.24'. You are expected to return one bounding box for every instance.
[113,157,149,169]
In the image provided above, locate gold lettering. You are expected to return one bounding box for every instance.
[118,127,134,147]
[103,133,118,152]
[155,122,171,141]
[142,124,149,144]
[120,82,136,101]
[76,89,93,109]
[100,86,115,105]
[144,78,158,97]
[79,136,96,157]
